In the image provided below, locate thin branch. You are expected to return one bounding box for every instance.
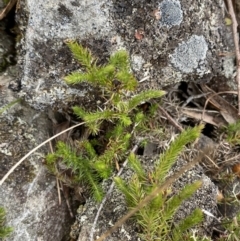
[89,144,139,241]
[49,140,62,205]
[56,177,61,205]
[201,90,238,122]
[226,0,240,115]
[158,105,183,132]
[0,0,17,20]
[0,121,86,186]
[95,148,210,241]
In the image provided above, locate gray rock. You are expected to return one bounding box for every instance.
[170,35,208,74]
[75,178,141,241]
[75,155,218,240]
[0,70,72,240]
[0,0,236,240]
[16,0,113,110]
[159,0,183,28]
[0,0,5,9]
[15,0,235,110]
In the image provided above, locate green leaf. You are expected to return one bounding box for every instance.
[115,176,144,207]
[128,153,146,180]
[165,180,202,219]
[66,41,93,70]
[96,65,116,86]
[128,90,166,111]
[0,207,13,239]
[93,161,112,179]
[82,140,97,159]
[72,106,87,119]
[85,171,103,202]
[115,71,138,91]
[172,208,203,239]
[109,50,130,71]
[64,71,91,85]
[155,125,204,183]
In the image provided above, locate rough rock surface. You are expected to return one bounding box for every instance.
[0,0,236,240]
[15,0,235,110]
[75,136,218,241]
[0,16,15,72]
[0,71,73,240]
[0,0,5,9]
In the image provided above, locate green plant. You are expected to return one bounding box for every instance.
[217,212,240,241]
[46,43,212,240]
[225,120,240,145]
[0,99,20,115]
[0,207,12,239]
[114,125,205,241]
[3,0,10,5]
[46,42,165,201]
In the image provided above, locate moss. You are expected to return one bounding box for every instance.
[0,207,13,239]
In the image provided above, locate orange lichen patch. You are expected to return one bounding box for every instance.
[151,9,161,20]
[216,189,224,202]
[134,28,145,40]
[232,163,240,176]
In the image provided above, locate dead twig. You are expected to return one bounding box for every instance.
[0,0,17,20]
[202,91,238,124]
[49,139,62,205]
[61,182,74,218]
[56,177,61,205]
[226,0,240,115]
[89,144,139,241]
[220,153,240,164]
[0,121,86,186]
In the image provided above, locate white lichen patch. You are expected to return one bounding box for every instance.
[222,57,236,79]
[159,0,183,28]
[131,54,145,72]
[0,147,12,156]
[170,35,208,73]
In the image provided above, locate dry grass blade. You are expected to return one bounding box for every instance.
[49,139,62,205]
[200,85,238,123]
[0,121,86,186]
[0,0,17,20]
[182,108,226,127]
[95,148,210,241]
[226,0,240,115]
[201,90,239,124]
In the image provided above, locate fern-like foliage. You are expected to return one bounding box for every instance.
[65,42,165,136]
[172,208,203,240]
[46,42,165,203]
[225,120,240,145]
[64,42,138,92]
[154,124,204,183]
[115,126,205,241]
[65,41,94,70]
[45,43,211,240]
[46,141,104,201]
[0,207,13,239]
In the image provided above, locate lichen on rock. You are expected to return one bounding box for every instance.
[159,0,183,28]
[170,35,208,74]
